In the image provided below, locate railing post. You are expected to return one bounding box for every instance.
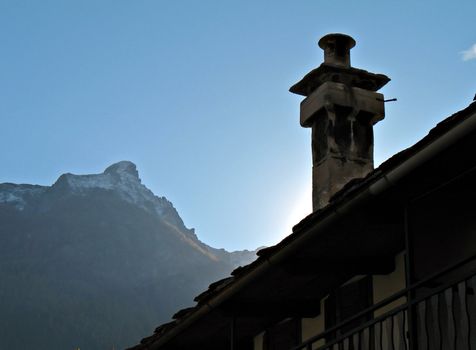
[404,205,418,350]
[230,316,236,350]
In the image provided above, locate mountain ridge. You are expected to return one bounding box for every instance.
[0,161,258,349]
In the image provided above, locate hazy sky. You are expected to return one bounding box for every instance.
[1,1,475,250]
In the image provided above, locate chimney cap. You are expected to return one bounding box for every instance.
[318,33,356,51]
[318,33,356,68]
[290,33,389,96]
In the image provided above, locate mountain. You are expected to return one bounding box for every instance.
[0,161,258,350]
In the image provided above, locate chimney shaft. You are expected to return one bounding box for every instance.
[290,34,390,211]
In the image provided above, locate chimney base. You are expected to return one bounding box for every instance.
[312,156,373,211]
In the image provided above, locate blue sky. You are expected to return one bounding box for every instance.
[1,1,475,250]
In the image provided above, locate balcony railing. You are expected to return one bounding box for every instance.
[292,254,476,350]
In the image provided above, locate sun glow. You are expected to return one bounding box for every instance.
[280,184,312,242]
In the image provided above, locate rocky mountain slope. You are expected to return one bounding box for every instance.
[0,161,257,350]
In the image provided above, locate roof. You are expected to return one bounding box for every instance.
[128,100,476,350]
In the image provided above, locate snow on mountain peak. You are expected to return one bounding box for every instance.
[0,184,47,210]
[52,161,187,230]
[56,162,149,203]
[104,161,139,180]
[1,161,188,235]
[56,161,141,192]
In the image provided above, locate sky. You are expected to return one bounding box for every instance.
[1,1,475,251]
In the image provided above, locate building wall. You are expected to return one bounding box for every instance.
[253,252,408,350]
[301,298,326,349]
[297,275,371,349]
[253,332,264,350]
[411,182,476,283]
[372,251,407,317]
[298,255,407,348]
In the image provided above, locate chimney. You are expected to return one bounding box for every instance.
[290,34,390,211]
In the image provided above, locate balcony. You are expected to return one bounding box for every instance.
[292,254,476,350]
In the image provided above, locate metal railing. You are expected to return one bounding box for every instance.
[292,253,476,350]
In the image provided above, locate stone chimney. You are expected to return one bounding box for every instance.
[290,34,390,211]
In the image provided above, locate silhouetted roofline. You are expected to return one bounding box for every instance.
[129,101,476,350]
